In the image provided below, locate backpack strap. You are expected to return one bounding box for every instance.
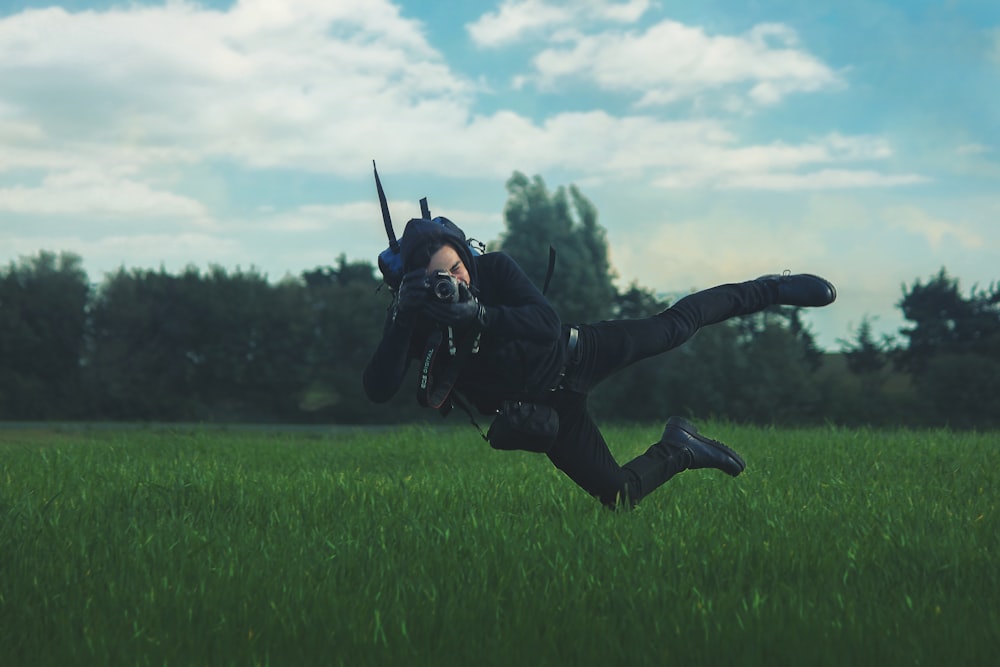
[374,161,399,256]
[542,246,556,295]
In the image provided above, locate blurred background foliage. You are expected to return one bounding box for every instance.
[2,173,997,428]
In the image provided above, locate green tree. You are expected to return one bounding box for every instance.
[497,172,617,323]
[895,268,1000,427]
[87,267,204,419]
[87,265,315,421]
[896,267,1000,372]
[82,256,430,424]
[0,251,90,419]
[613,281,667,319]
[828,316,906,426]
[660,316,823,425]
[918,352,1000,428]
[296,256,422,423]
[840,316,895,378]
[183,265,309,421]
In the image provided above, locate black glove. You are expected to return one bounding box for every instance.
[394,269,429,325]
[425,282,487,328]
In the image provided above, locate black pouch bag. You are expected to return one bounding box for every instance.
[487,400,559,453]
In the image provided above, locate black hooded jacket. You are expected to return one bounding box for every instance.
[363,218,567,413]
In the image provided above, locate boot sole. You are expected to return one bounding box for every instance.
[665,416,746,476]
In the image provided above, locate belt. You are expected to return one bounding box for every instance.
[567,326,580,359]
[552,327,580,390]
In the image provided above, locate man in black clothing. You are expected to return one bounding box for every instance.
[363,216,836,509]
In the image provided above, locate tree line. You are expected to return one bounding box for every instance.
[2,173,998,428]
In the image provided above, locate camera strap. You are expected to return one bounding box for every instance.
[416,326,478,410]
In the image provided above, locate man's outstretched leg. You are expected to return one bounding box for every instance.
[573,273,837,390]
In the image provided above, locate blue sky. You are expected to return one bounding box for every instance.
[1,0,998,350]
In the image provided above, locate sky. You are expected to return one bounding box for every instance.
[1,0,998,350]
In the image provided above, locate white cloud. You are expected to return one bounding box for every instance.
[885,206,985,250]
[645,134,925,190]
[0,117,43,142]
[95,232,246,270]
[467,0,572,47]
[247,199,505,275]
[606,193,977,350]
[0,1,989,356]
[0,0,920,229]
[0,0,470,175]
[260,203,372,233]
[611,216,830,291]
[467,0,650,48]
[527,19,843,110]
[956,143,992,156]
[0,168,211,222]
[718,169,927,191]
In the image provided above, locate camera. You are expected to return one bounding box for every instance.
[426,270,460,303]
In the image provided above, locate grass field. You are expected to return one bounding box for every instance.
[1,423,997,666]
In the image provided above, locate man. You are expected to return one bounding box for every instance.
[363,216,836,509]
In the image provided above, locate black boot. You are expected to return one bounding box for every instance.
[659,417,745,477]
[614,418,744,509]
[757,272,836,307]
[621,445,686,506]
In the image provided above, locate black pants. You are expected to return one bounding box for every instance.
[545,279,775,506]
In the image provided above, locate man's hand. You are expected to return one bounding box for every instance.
[425,282,487,328]
[394,269,429,325]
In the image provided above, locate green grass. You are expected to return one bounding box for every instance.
[1,423,997,666]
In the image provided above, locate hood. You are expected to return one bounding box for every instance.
[398,216,479,287]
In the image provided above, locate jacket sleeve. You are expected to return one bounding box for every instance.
[478,253,561,344]
[362,310,415,403]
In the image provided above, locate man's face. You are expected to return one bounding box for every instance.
[426,244,470,286]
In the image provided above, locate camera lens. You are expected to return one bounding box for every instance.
[424,270,460,303]
[433,275,458,302]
